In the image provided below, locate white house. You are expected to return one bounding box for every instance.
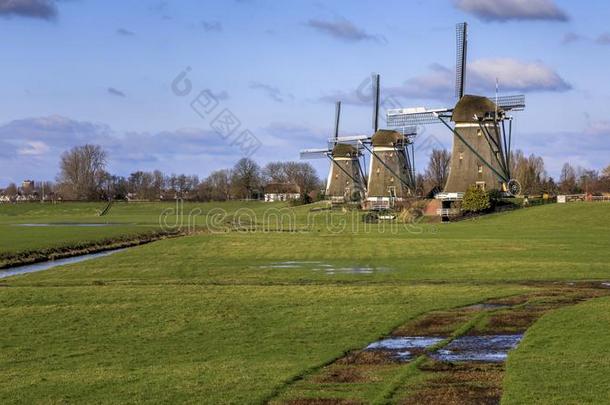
[264,183,300,202]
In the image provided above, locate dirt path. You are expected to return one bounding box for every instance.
[269,282,610,405]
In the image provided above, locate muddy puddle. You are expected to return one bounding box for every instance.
[432,334,523,363]
[365,337,444,362]
[260,261,392,275]
[367,336,444,351]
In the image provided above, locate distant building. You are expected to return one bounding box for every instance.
[264,183,300,202]
[22,180,35,189]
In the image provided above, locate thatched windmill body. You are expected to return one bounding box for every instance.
[300,102,366,203]
[387,23,525,197]
[337,74,417,209]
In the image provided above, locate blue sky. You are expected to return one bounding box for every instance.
[1,0,610,186]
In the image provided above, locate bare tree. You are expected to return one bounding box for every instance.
[559,163,578,194]
[598,165,610,193]
[152,170,165,199]
[577,169,599,194]
[415,173,426,197]
[199,169,232,201]
[231,158,261,199]
[128,171,151,199]
[4,183,18,198]
[424,149,451,192]
[510,150,547,194]
[262,162,288,183]
[57,144,107,200]
[283,162,321,194]
[263,161,321,195]
[104,175,128,200]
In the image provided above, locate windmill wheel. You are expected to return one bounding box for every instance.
[507,179,522,197]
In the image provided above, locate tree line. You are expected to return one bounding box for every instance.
[1,144,323,202]
[2,144,609,201]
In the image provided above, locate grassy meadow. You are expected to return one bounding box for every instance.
[0,201,285,266]
[1,201,609,403]
[503,296,610,404]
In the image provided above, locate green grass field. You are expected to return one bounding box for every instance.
[0,201,282,253]
[503,296,610,404]
[1,201,609,403]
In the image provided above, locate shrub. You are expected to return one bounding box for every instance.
[398,208,423,224]
[461,185,491,213]
[488,188,503,202]
[288,193,313,206]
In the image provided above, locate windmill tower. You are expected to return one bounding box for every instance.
[361,74,416,209]
[300,101,366,204]
[387,22,525,198]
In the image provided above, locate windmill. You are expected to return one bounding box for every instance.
[386,22,525,197]
[300,101,367,204]
[336,74,417,210]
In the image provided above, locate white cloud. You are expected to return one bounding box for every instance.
[263,122,327,145]
[384,58,570,102]
[385,63,454,101]
[519,128,610,178]
[249,82,294,103]
[468,58,571,93]
[585,120,610,135]
[17,141,49,156]
[0,115,296,184]
[454,0,568,22]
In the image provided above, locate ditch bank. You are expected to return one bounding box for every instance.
[0,230,184,270]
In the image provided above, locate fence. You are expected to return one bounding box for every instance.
[557,194,610,203]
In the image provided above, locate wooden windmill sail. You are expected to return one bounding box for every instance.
[300,101,366,203]
[387,23,525,196]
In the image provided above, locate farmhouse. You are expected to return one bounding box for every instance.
[264,183,300,202]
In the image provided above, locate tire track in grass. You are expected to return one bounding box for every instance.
[269,282,610,404]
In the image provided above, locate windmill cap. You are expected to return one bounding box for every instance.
[371,129,404,146]
[331,143,359,157]
[452,95,502,122]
